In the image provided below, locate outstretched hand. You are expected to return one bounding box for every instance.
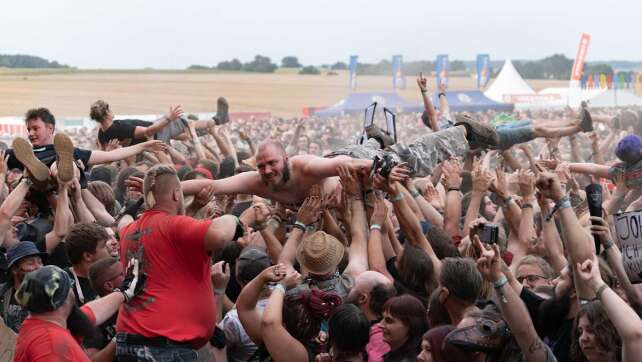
[417,72,428,92]
[297,187,322,225]
[370,194,388,227]
[535,172,565,201]
[166,105,184,122]
[141,140,169,153]
[260,263,288,284]
[474,235,503,283]
[576,254,603,291]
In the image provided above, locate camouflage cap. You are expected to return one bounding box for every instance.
[15,265,73,314]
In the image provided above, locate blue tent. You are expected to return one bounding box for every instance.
[431,91,514,113]
[314,91,513,117]
[315,92,420,117]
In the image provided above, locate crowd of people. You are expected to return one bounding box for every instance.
[1,74,642,362]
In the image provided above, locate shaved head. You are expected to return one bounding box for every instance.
[143,165,180,209]
[353,271,393,294]
[257,140,286,157]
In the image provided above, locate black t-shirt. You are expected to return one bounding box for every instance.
[97,119,152,146]
[83,313,117,351]
[65,268,98,306]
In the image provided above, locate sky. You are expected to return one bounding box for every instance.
[1,0,639,69]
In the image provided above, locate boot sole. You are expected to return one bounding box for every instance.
[54,133,75,182]
[215,97,229,124]
[455,116,498,148]
[12,138,50,182]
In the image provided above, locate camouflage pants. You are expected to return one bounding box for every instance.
[327,126,469,177]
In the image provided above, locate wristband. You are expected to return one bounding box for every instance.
[447,188,460,192]
[410,190,421,198]
[420,89,428,94]
[370,224,382,231]
[493,275,508,289]
[273,283,286,294]
[389,193,404,202]
[214,287,226,295]
[595,284,608,300]
[521,203,533,209]
[438,92,446,98]
[292,221,306,232]
[500,195,513,207]
[545,196,571,222]
[603,239,614,251]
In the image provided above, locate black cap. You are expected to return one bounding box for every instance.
[7,241,46,269]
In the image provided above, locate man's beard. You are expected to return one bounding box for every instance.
[266,163,290,190]
[67,304,99,340]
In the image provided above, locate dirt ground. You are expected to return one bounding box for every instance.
[0,69,570,118]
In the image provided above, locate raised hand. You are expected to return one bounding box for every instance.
[370,194,388,227]
[338,164,361,196]
[167,105,184,122]
[193,184,216,209]
[252,202,272,225]
[141,140,169,153]
[259,263,288,284]
[535,159,560,171]
[535,172,565,202]
[493,166,508,199]
[441,158,463,190]
[576,254,603,291]
[211,261,230,291]
[279,270,302,289]
[388,163,410,184]
[125,176,144,194]
[474,235,503,283]
[297,192,322,225]
[438,82,447,93]
[417,72,428,92]
[105,139,121,151]
[589,216,614,246]
[517,169,536,199]
[472,167,493,194]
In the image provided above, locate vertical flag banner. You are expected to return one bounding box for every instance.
[580,75,587,89]
[587,74,594,89]
[594,74,600,89]
[476,54,491,89]
[435,54,449,87]
[392,55,406,90]
[570,33,591,89]
[606,74,613,89]
[600,74,607,89]
[349,55,358,90]
[636,73,641,91]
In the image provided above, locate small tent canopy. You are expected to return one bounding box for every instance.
[484,59,535,103]
[315,92,419,117]
[432,90,514,113]
[587,89,642,108]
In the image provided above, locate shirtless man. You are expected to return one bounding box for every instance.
[182,140,372,207]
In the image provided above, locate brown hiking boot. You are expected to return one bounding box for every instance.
[365,125,395,149]
[578,101,593,132]
[53,133,75,182]
[11,137,50,184]
[213,97,229,125]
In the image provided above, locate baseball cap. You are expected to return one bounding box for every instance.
[15,265,73,313]
[237,246,271,285]
[7,241,47,269]
[296,231,345,275]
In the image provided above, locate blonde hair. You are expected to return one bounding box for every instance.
[143,165,178,209]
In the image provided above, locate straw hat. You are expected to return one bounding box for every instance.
[296,231,345,275]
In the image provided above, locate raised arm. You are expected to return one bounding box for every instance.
[568,162,611,179]
[133,105,184,139]
[0,178,30,248]
[441,159,464,238]
[477,240,551,362]
[44,180,74,253]
[576,254,642,362]
[437,83,451,120]
[417,73,439,131]
[368,195,394,281]
[278,191,321,273]
[181,171,259,196]
[203,213,251,252]
[82,189,115,226]
[88,140,168,166]
[339,166,368,278]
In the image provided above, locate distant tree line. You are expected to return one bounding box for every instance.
[187,54,627,80]
[0,54,69,68]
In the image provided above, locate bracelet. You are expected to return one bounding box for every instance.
[603,239,615,251]
[273,283,286,294]
[500,195,513,207]
[545,196,571,222]
[447,188,460,192]
[521,203,534,209]
[493,275,509,289]
[410,190,421,198]
[595,284,608,300]
[214,287,226,295]
[370,224,382,231]
[420,89,428,94]
[390,193,404,202]
[438,92,446,98]
[292,221,306,232]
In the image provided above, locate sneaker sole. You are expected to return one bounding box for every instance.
[216,97,229,124]
[54,133,75,182]
[11,138,50,182]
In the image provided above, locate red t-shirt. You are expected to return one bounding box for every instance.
[13,317,91,362]
[117,210,214,348]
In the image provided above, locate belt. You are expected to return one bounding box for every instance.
[119,333,193,348]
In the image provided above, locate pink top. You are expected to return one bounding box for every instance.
[366,324,390,362]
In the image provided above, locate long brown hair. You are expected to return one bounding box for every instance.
[570,301,621,362]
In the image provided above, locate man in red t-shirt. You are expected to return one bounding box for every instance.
[116,164,250,361]
[13,264,138,361]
